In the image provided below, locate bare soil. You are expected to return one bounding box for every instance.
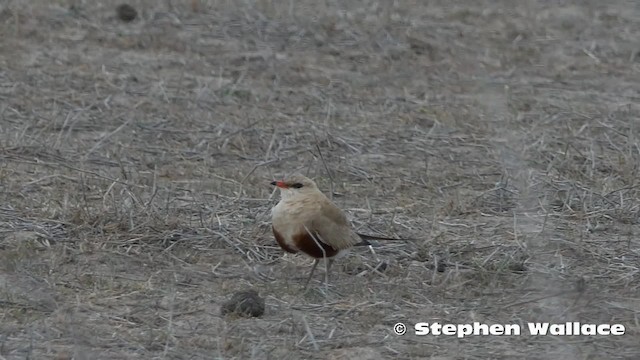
[1,0,639,359]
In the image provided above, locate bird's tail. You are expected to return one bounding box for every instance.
[357,233,404,241]
[354,232,409,246]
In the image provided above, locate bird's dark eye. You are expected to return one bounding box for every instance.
[291,183,304,189]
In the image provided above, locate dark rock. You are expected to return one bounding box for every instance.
[116,4,137,22]
[221,289,265,317]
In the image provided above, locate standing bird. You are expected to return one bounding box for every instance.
[270,173,396,289]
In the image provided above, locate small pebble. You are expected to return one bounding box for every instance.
[374,261,388,273]
[116,4,137,22]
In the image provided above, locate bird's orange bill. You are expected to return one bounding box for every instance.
[270,180,288,188]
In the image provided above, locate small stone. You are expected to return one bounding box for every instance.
[374,261,388,273]
[221,289,265,317]
[116,4,137,22]
[426,261,448,272]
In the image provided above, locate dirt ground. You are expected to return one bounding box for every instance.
[1,0,639,359]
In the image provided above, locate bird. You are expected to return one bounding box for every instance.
[270,173,400,289]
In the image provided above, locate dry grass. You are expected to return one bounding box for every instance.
[1,0,639,359]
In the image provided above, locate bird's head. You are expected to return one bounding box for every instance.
[270,173,319,199]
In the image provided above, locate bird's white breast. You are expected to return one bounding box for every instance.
[272,199,302,250]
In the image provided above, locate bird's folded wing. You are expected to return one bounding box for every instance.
[308,198,362,250]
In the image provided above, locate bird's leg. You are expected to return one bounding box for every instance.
[324,258,334,291]
[303,259,320,291]
[302,225,328,291]
[323,258,329,292]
